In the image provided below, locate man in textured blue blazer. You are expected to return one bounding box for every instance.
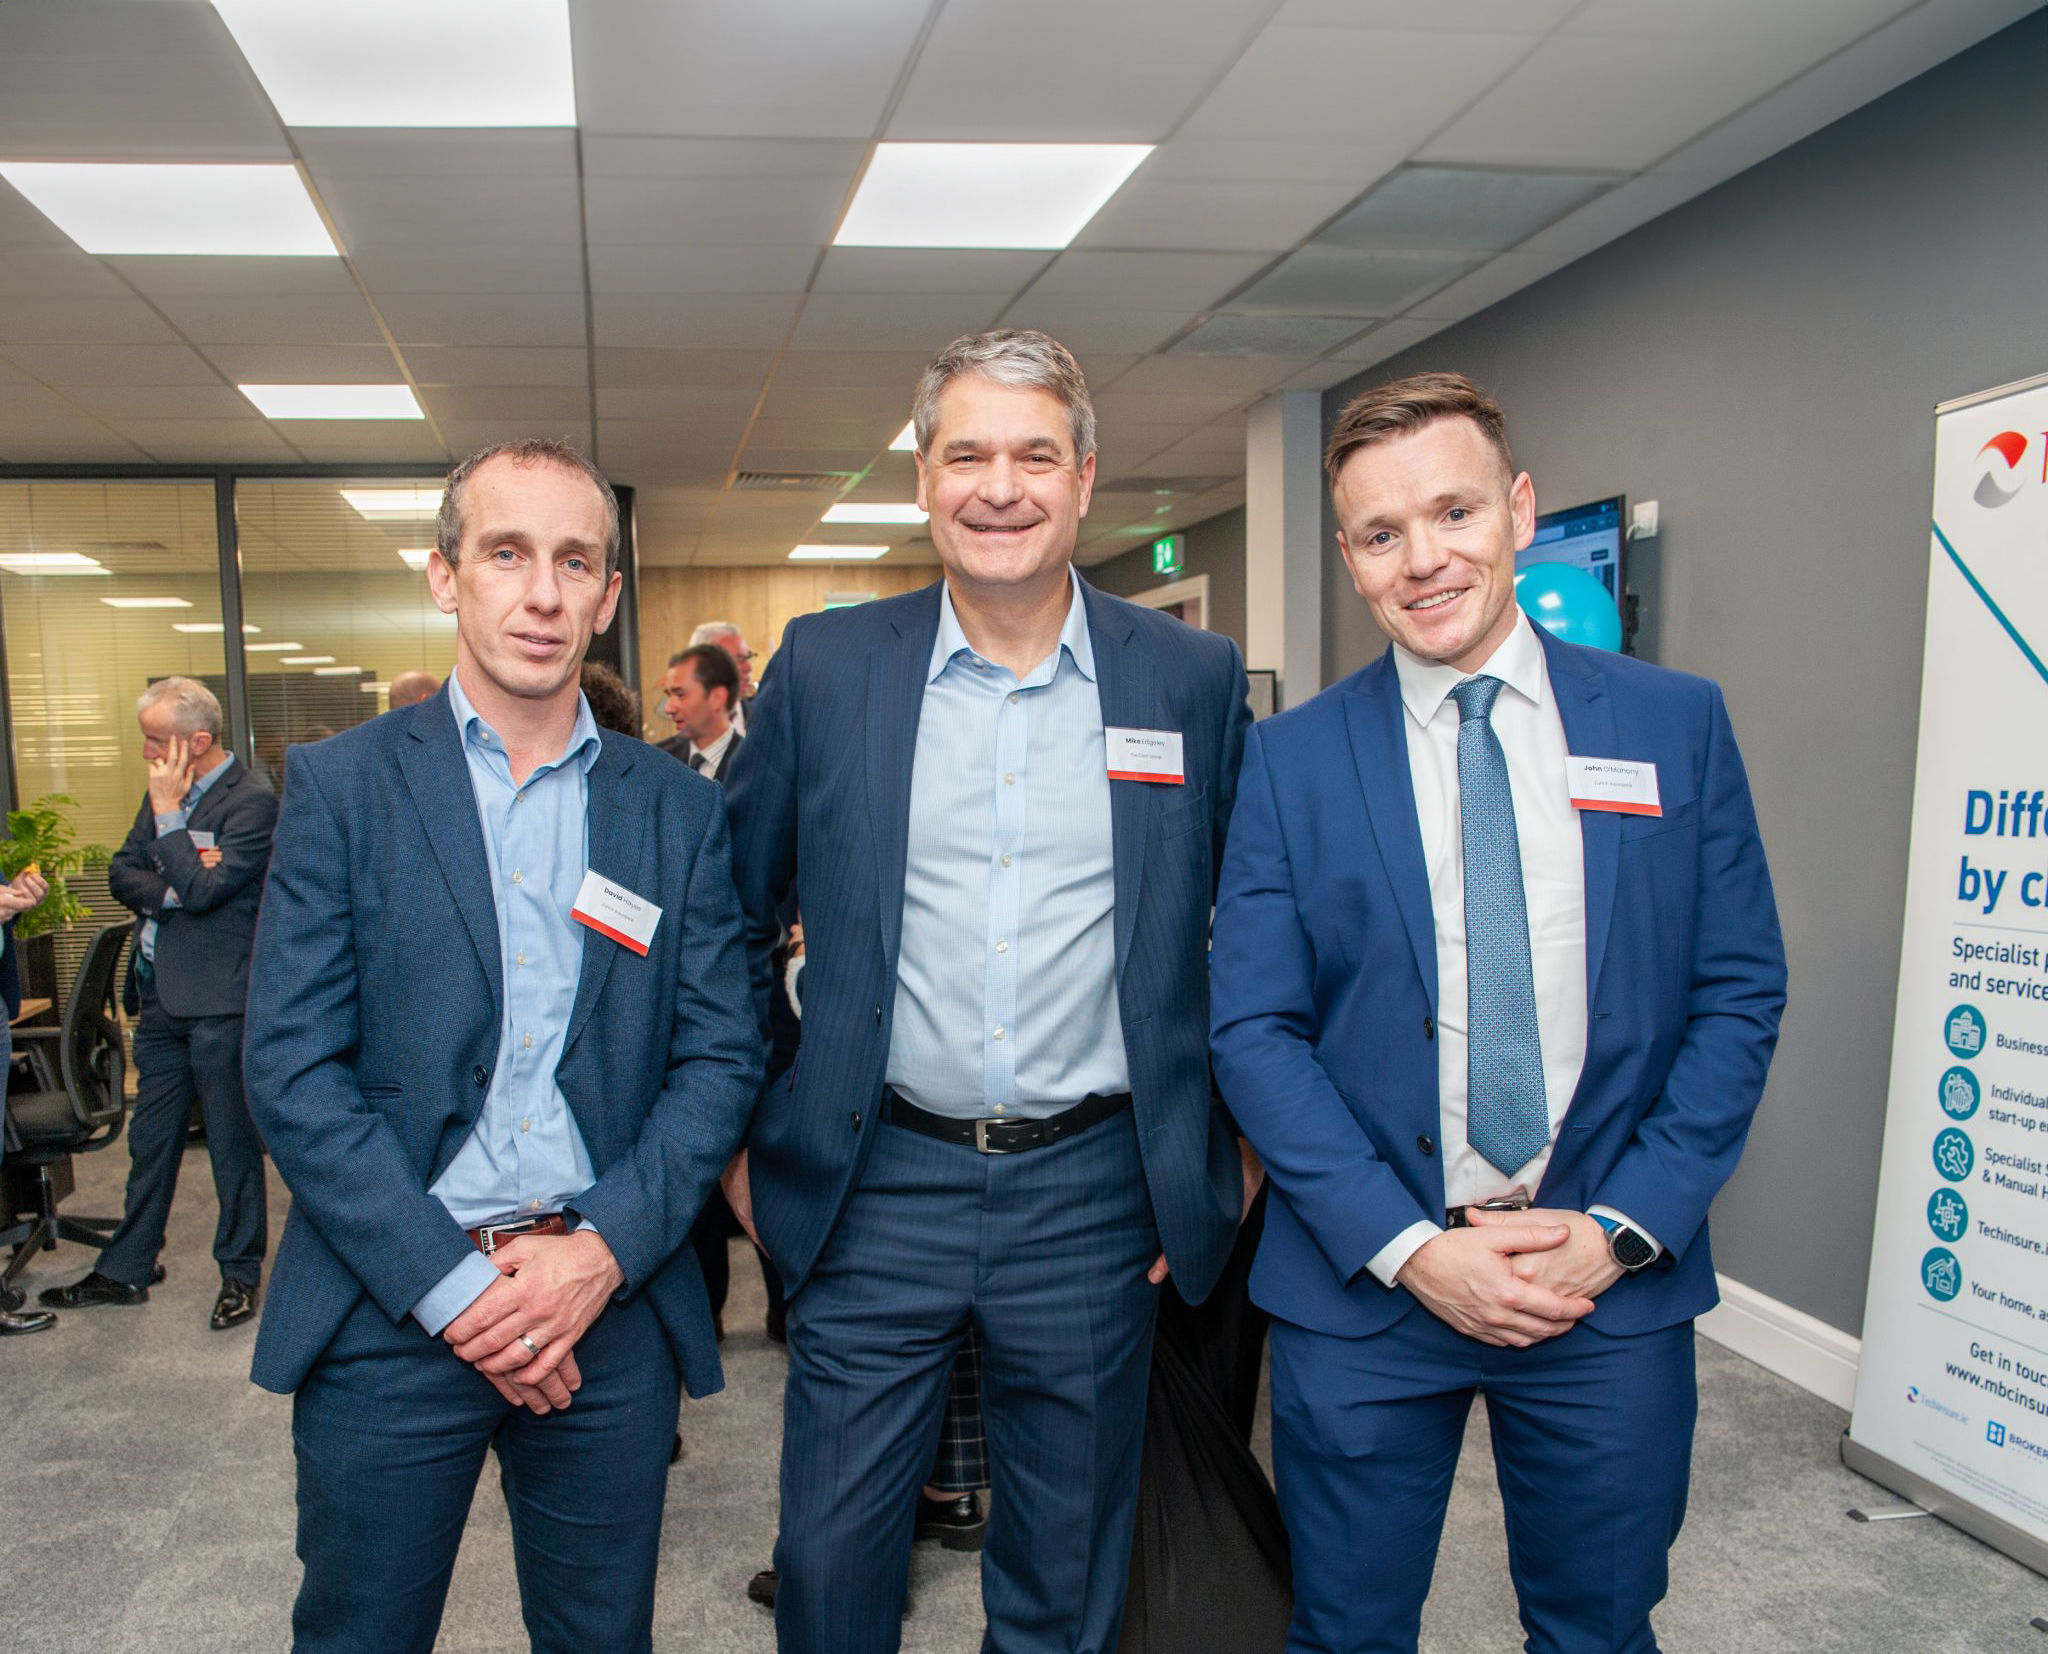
[1211,375,1786,1654]
[244,439,762,1654]
[725,331,1252,1654]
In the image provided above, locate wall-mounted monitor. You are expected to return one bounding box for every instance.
[1522,494,1625,604]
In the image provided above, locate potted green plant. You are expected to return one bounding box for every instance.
[0,794,113,940]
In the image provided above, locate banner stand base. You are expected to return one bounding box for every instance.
[1841,1430,2048,1579]
[1847,1503,1931,1522]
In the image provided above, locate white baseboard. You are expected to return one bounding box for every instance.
[1695,1274,1861,1411]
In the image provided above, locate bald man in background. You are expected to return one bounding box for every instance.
[388,670,440,709]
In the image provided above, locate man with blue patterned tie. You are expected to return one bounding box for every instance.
[1210,374,1786,1654]
[725,331,1252,1654]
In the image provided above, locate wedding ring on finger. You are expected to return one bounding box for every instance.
[518,1334,542,1357]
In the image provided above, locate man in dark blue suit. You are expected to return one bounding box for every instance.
[244,439,762,1654]
[725,330,1252,1654]
[1211,374,1786,1654]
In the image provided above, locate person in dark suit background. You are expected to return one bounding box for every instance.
[42,676,276,1332]
[1210,374,1786,1654]
[656,641,741,779]
[725,329,1252,1654]
[243,438,763,1654]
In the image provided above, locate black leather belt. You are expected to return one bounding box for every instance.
[884,1088,1131,1155]
[1444,1194,1532,1228]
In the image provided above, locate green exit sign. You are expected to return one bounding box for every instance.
[1151,533,1184,575]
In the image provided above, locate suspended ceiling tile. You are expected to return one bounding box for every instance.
[375,293,589,348]
[993,304,1189,357]
[280,423,451,461]
[0,296,180,347]
[768,350,935,391]
[1564,0,1915,44]
[1515,170,1707,259]
[439,419,593,452]
[1110,355,1314,398]
[593,293,801,351]
[736,445,882,474]
[418,385,592,423]
[1073,177,1363,253]
[571,0,933,139]
[1275,0,1579,27]
[586,244,818,297]
[791,294,1002,353]
[108,417,305,449]
[1020,250,1271,310]
[0,423,148,464]
[63,384,258,422]
[295,130,580,180]
[812,248,1052,298]
[596,385,766,421]
[4,343,224,386]
[1330,313,1457,365]
[1317,167,1619,255]
[353,246,590,296]
[0,249,130,300]
[143,290,386,347]
[595,448,732,487]
[597,417,749,452]
[592,347,779,389]
[127,432,302,463]
[582,135,866,181]
[1232,248,1473,317]
[1170,314,1367,357]
[1404,251,1574,321]
[887,0,1272,142]
[407,346,591,388]
[1090,386,1249,427]
[1279,358,1369,393]
[200,343,407,383]
[747,415,900,451]
[756,381,918,425]
[584,176,848,248]
[1138,139,1400,186]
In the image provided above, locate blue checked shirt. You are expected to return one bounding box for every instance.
[411,672,604,1335]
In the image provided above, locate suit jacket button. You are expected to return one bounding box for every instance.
[1423,1015,1435,1040]
[472,1065,490,1087]
[874,1004,883,1025]
[1417,1134,1436,1156]
[851,1110,862,1132]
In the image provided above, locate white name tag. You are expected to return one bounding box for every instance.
[1565,756,1662,817]
[570,870,662,956]
[1105,727,1184,784]
[188,830,217,851]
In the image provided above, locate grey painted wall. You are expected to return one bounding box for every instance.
[1319,13,2048,1336]
[1089,504,1248,650]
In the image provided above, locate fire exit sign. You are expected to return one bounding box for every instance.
[1151,534,1184,575]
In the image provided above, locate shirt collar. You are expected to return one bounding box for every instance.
[928,566,1097,686]
[187,751,235,801]
[1391,607,1550,729]
[447,667,603,776]
[690,724,736,768]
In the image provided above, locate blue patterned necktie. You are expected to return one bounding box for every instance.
[1451,675,1549,1177]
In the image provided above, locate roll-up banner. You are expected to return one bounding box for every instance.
[1845,370,2048,1576]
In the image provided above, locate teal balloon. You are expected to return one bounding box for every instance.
[1514,560,1623,652]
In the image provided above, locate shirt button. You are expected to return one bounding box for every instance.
[1008,692,1019,704]
[523,1034,534,1050]
[995,939,1008,954]
[530,1199,542,1212]
[1001,854,1013,868]
[521,1118,532,1133]
[993,1025,1005,1041]
[994,1103,1006,1114]
[512,870,522,884]
[514,791,524,804]
[515,952,527,966]
[1003,772,1015,786]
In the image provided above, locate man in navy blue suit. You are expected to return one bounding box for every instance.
[725,330,1252,1654]
[243,438,762,1654]
[1211,374,1786,1654]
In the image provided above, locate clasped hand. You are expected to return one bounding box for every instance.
[442,1229,624,1416]
[1396,1206,1622,1348]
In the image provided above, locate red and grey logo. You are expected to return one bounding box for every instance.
[1975,431,2029,508]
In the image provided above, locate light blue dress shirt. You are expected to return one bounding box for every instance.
[886,570,1129,1121]
[411,674,604,1335]
[139,752,236,963]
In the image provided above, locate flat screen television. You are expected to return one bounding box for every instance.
[1521,494,1625,604]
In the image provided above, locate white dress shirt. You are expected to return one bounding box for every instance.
[687,725,736,778]
[1368,611,1653,1286]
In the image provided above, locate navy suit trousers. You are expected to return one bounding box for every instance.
[289,1290,680,1654]
[775,1109,1162,1654]
[1269,1310,1696,1654]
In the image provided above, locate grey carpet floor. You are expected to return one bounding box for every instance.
[2,1144,2043,1652]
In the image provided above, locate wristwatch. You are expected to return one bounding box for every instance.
[1590,1213,1657,1272]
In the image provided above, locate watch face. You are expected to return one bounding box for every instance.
[1612,1227,1656,1270]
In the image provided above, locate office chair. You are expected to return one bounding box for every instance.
[1,923,129,1295]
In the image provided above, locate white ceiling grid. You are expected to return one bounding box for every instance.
[0,0,2033,563]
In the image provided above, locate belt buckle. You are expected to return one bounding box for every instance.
[478,1224,502,1255]
[972,1119,1011,1155]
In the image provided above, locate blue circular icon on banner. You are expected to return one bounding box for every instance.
[1944,1004,1987,1058]
[1933,1127,1975,1182]
[1938,1066,1981,1119]
[1922,1247,1962,1302]
[1927,1188,1969,1242]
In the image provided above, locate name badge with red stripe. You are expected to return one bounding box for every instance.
[1106,726,1184,784]
[571,869,662,956]
[1565,755,1661,817]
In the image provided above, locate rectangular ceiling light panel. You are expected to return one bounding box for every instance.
[212,1,576,128]
[789,545,889,561]
[342,487,444,520]
[0,553,109,575]
[823,503,926,525]
[241,384,424,420]
[890,422,918,452]
[244,642,306,652]
[101,597,195,609]
[173,622,261,634]
[837,145,1151,249]
[397,549,434,571]
[0,163,336,256]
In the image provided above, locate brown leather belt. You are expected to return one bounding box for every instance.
[884,1088,1131,1154]
[467,1213,569,1255]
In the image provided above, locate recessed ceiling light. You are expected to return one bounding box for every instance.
[789,545,889,562]
[243,642,305,652]
[240,384,424,421]
[100,596,194,610]
[211,0,576,128]
[172,622,260,634]
[890,422,917,452]
[283,656,335,666]
[0,162,336,256]
[341,487,443,520]
[396,548,433,571]
[0,553,109,575]
[359,681,390,694]
[823,503,926,525]
[313,664,366,676]
[836,144,1150,250]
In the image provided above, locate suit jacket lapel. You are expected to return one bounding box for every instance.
[867,582,942,982]
[396,699,503,1012]
[1084,584,1160,983]
[1540,629,1620,1004]
[185,762,241,832]
[567,735,640,1054]
[1343,653,1438,1011]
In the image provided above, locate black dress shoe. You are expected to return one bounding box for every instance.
[746,1567,777,1610]
[40,1270,149,1309]
[152,1264,167,1284]
[914,1490,986,1551]
[0,1309,55,1335]
[670,1432,685,1466]
[210,1279,258,1330]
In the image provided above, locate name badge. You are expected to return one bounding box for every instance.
[571,870,662,956]
[1105,727,1185,785]
[188,830,217,851]
[1565,756,1661,817]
